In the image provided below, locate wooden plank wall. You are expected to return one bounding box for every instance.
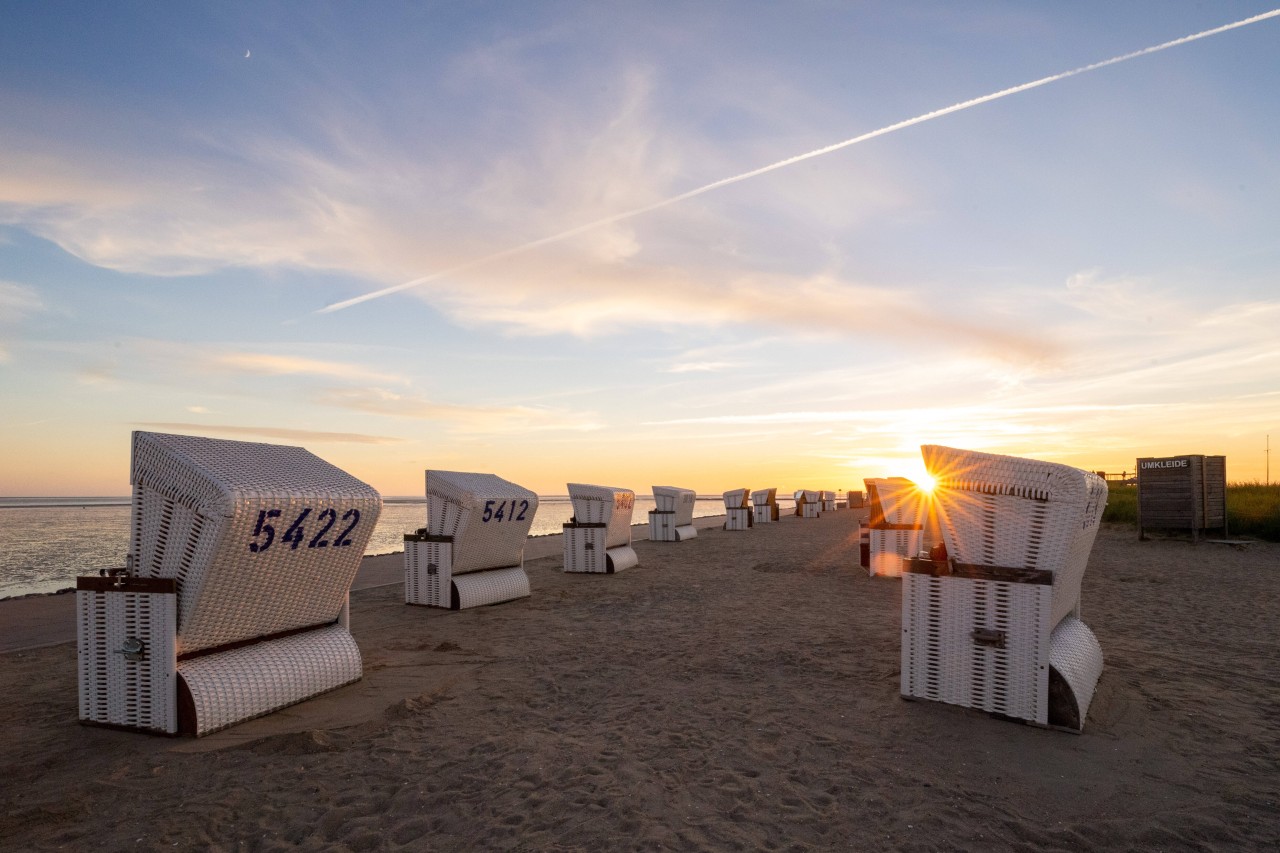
[1136,455,1227,538]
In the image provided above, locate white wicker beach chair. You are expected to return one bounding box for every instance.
[900,445,1108,732]
[865,477,926,578]
[797,489,822,518]
[77,431,381,736]
[650,486,698,541]
[751,488,780,524]
[404,471,537,610]
[563,483,639,572]
[723,488,752,531]
[821,490,837,512]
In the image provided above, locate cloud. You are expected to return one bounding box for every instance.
[315,387,605,434]
[132,422,403,444]
[666,361,740,373]
[0,280,44,317]
[0,280,45,364]
[204,352,404,384]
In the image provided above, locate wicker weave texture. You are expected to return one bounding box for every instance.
[453,566,531,609]
[921,445,1107,627]
[866,478,926,527]
[128,432,382,655]
[652,486,697,526]
[725,507,752,530]
[751,488,777,507]
[77,587,178,733]
[605,545,639,572]
[567,484,635,548]
[563,524,607,573]
[751,489,779,522]
[178,623,361,736]
[901,573,1053,725]
[423,470,538,574]
[1048,616,1105,730]
[869,529,923,577]
[723,489,749,509]
[649,511,678,542]
[404,540,451,607]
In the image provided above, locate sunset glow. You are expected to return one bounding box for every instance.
[2,4,1278,496]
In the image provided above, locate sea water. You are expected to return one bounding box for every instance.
[0,496,738,599]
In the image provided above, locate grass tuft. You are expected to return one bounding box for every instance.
[1102,482,1280,541]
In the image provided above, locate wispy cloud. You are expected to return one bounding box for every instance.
[204,352,404,384]
[318,9,1280,314]
[0,280,45,363]
[666,361,740,373]
[132,422,403,444]
[315,387,605,434]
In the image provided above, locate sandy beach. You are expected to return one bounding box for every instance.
[2,509,1277,851]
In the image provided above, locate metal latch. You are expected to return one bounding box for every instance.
[115,637,146,662]
[971,628,1006,649]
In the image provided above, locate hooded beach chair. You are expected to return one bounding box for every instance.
[751,488,780,523]
[722,488,752,530]
[864,477,926,578]
[404,470,537,610]
[847,490,865,509]
[563,483,639,572]
[900,445,1108,731]
[797,489,822,518]
[76,431,381,736]
[649,486,698,541]
[821,490,837,512]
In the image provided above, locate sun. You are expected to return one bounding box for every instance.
[903,459,937,494]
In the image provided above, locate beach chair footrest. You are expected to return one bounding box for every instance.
[605,545,638,572]
[177,624,361,736]
[450,566,531,610]
[1046,616,1104,732]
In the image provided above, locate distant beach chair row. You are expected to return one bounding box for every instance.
[76,431,1105,737]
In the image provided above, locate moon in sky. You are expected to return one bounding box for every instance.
[244,50,251,58]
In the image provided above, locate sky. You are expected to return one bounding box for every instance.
[2,1,1278,497]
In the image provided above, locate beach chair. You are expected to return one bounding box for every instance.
[865,477,925,578]
[821,490,837,512]
[900,445,1108,731]
[847,490,865,509]
[404,471,537,610]
[797,489,822,518]
[563,483,639,572]
[76,431,381,736]
[751,488,780,524]
[650,486,698,541]
[723,488,752,531]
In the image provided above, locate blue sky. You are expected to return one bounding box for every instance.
[2,1,1278,495]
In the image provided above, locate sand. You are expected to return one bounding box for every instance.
[1,510,1277,851]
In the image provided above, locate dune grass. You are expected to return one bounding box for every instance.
[1103,482,1280,541]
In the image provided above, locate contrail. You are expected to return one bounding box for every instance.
[319,9,1280,314]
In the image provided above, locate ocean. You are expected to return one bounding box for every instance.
[0,495,748,599]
